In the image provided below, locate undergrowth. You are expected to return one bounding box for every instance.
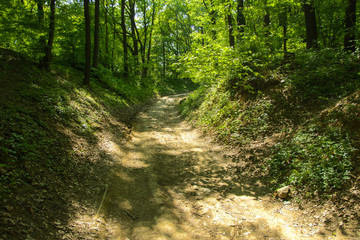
[0,48,193,201]
[179,48,360,197]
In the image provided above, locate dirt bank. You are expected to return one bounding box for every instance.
[68,94,358,240]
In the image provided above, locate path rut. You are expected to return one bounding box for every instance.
[76,94,345,240]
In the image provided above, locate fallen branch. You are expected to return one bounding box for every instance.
[124,209,137,221]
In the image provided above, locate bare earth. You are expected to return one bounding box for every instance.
[69,94,357,240]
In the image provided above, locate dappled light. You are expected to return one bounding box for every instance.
[1,0,360,238]
[71,94,327,239]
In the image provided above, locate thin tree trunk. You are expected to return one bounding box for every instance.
[162,37,166,79]
[236,0,245,41]
[283,25,287,53]
[303,0,318,49]
[143,2,156,78]
[104,0,109,67]
[129,0,139,61]
[83,0,91,85]
[40,0,56,70]
[111,0,116,70]
[140,1,147,78]
[344,0,356,51]
[121,0,128,77]
[92,0,100,68]
[227,8,235,47]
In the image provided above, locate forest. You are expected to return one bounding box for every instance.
[1,0,360,239]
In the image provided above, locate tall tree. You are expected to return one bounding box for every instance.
[40,0,56,70]
[92,0,100,68]
[344,0,356,51]
[143,0,156,78]
[303,0,318,49]
[236,0,245,41]
[83,0,91,85]
[121,0,129,77]
[129,0,139,63]
[278,5,288,53]
[226,4,235,47]
[103,0,110,67]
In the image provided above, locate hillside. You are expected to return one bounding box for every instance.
[179,49,360,235]
[0,48,166,239]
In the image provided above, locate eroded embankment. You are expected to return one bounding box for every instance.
[71,94,356,240]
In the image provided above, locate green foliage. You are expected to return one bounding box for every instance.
[179,46,359,197]
[289,49,360,103]
[268,126,353,194]
[179,86,208,116]
[93,65,156,103]
[0,52,158,199]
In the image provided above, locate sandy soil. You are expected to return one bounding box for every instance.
[69,94,359,240]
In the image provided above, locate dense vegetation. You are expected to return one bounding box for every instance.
[0,1,359,237]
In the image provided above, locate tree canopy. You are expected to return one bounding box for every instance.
[0,0,357,86]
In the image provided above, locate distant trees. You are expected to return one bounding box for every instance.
[0,0,358,84]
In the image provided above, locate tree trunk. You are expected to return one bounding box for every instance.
[140,1,148,78]
[236,0,245,41]
[40,0,56,70]
[162,37,166,79]
[111,0,116,70]
[227,9,235,47]
[278,6,288,56]
[129,0,139,61]
[104,0,109,67]
[344,0,356,51]
[283,25,287,53]
[92,0,100,68]
[121,0,129,77]
[83,0,91,85]
[143,2,156,78]
[303,0,318,49]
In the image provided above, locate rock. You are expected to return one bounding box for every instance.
[275,186,292,199]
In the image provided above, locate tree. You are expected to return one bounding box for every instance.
[226,4,235,47]
[303,0,318,49]
[40,0,56,70]
[92,0,100,68]
[344,0,356,51]
[278,4,289,53]
[236,0,245,41]
[83,0,91,85]
[121,0,129,77]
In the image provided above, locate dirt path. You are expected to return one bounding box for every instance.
[71,95,352,239]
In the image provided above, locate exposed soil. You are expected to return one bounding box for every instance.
[67,94,360,239]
